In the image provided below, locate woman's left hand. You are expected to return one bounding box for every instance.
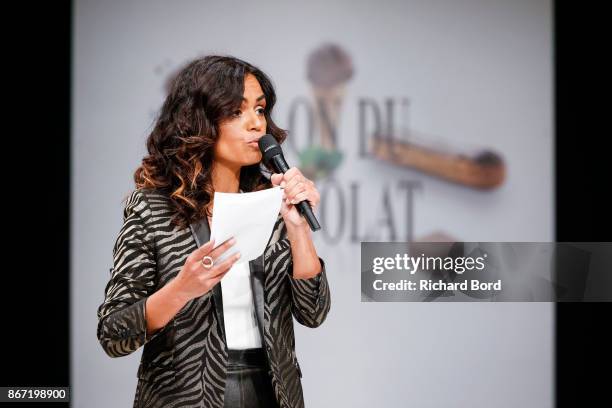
[271,167,320,228]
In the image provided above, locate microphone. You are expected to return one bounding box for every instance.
[258,134,321,232]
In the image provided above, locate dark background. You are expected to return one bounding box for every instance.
[555,1,610,406]
[1,1,608,407]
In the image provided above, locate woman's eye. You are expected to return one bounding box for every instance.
[256,107,265,115]
[232,110,241,117]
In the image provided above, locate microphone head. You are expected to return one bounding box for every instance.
[258,134,283,165]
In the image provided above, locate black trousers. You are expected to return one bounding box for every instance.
[223,348,280,408]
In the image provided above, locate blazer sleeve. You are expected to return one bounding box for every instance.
[287,255,331,328]
[96,189,168,358]
[270,217,330,328]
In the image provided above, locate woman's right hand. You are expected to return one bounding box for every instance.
[172,237,241,302]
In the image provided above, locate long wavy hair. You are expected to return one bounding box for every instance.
[133,55,287,228]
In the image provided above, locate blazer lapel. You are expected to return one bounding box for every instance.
[249,257,265,342]
[189,218,226,344]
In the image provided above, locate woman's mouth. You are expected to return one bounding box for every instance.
[247,137,262,148]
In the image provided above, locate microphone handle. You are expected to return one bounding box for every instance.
[271,155,321,232]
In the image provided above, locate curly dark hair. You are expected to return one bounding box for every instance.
[133,55,287,228]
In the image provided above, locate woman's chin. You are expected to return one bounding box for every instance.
[240,151,263,167]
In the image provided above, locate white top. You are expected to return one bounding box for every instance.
[220,249,262,349]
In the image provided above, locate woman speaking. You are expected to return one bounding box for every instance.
[96,55,331,408]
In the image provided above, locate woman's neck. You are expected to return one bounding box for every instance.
[211,161,240,193]
[207,161,240,219]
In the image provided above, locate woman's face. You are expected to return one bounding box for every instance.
[214,73,267,168]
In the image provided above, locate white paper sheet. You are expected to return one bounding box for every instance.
[210,186,283,264]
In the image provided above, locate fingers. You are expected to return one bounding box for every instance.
[275,168,313,188]
[191,236,235,264]
[284,167,300,179]
[275,167,320,207]
[207,252,242,280]
[282,167,303,189]
[291,190,310,206]
[271,173,283,186]
[191,238,216,261]
[208,237,236,260]
[284,169,308,196]
[285,189,319,208]
[284,179,319,207]
[284,180,307,201]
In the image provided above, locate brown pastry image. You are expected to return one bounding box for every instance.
[370,131,506,190]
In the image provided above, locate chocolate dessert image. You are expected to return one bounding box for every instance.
[301,43,354,180]
[370,131,506,189]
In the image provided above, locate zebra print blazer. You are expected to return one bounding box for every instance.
[97,188,331,408]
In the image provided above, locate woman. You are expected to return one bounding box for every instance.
[97,55,331,408]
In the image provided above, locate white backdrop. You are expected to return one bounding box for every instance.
[72,0,553,406]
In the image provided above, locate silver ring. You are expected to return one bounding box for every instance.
[200,255,214,269]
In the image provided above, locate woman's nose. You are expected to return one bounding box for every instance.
[246,110,264,130]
